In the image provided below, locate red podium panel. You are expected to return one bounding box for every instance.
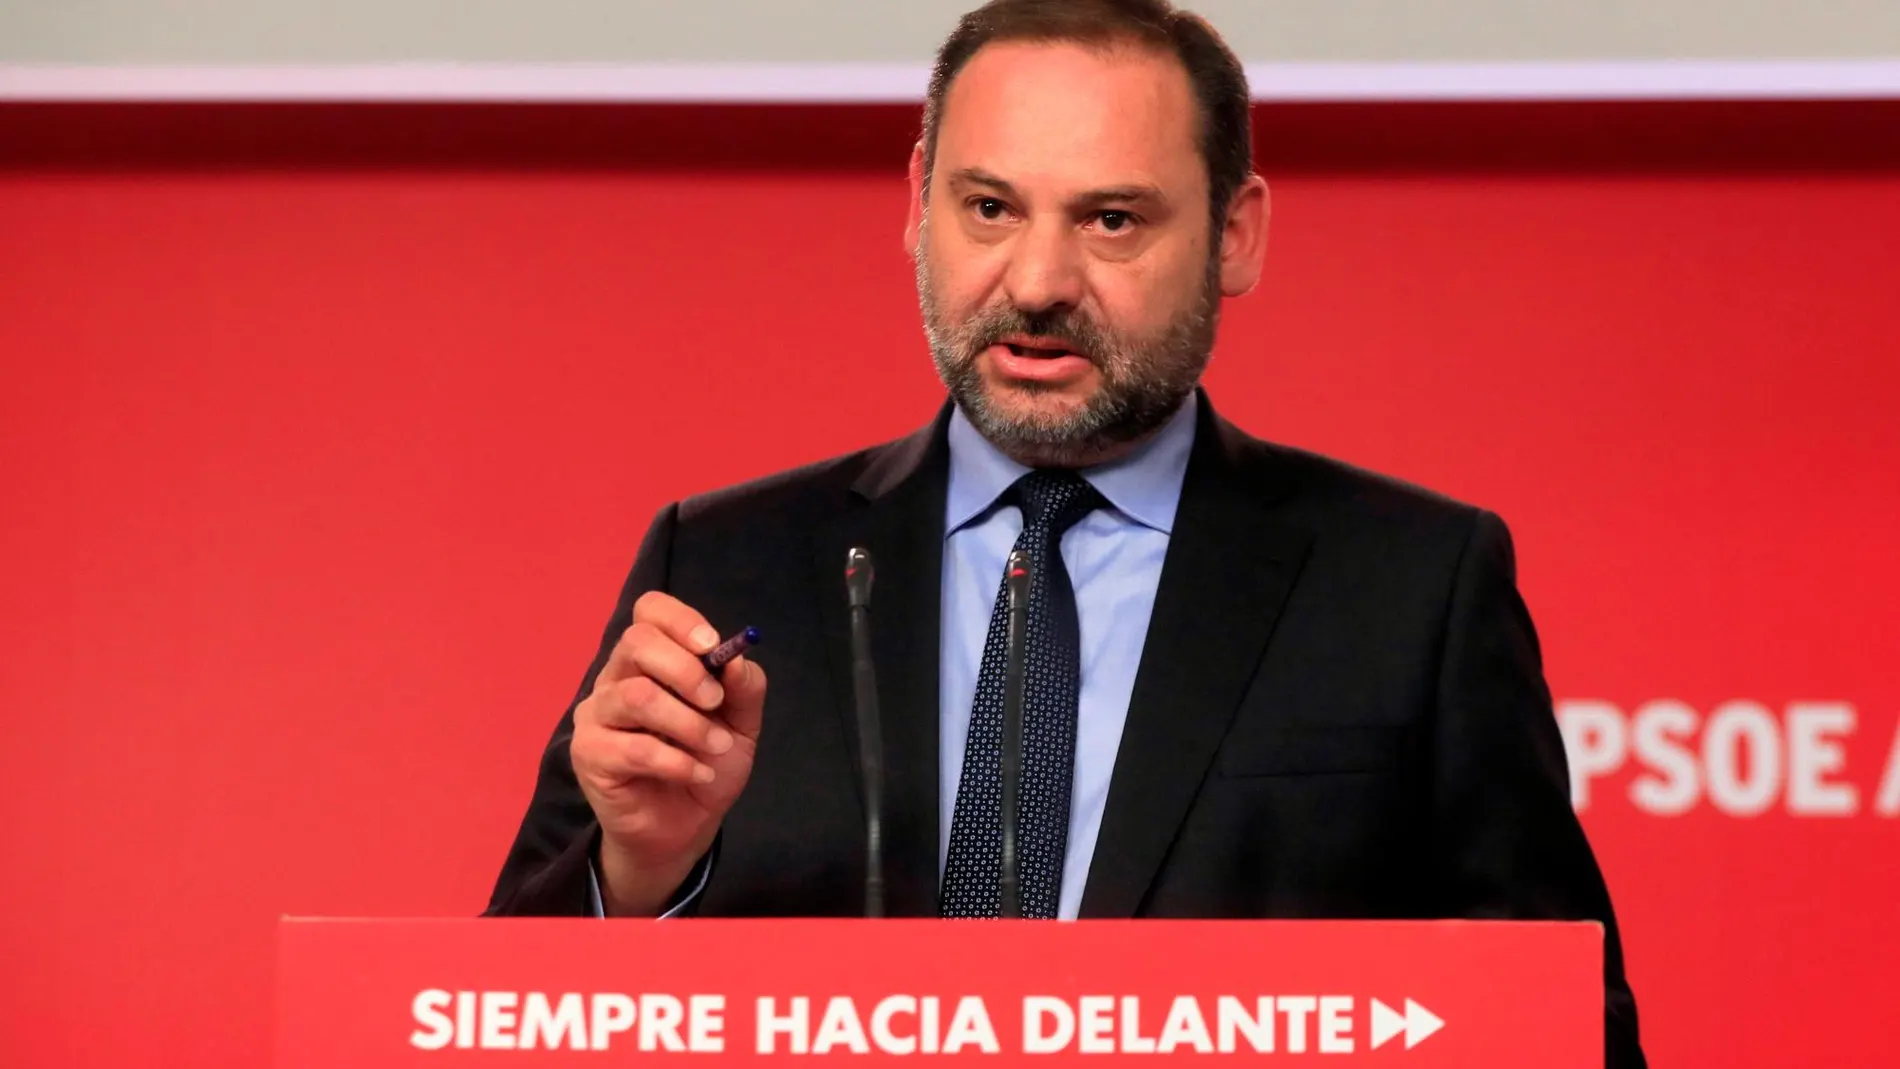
[276,918,1600,1066]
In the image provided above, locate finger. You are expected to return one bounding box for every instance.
[717,655,768,741]
[631,591,721,657]
[594,622,649,689]
[597,676,736,757]
[583,730,714,787]
[618,620,727,712]
[592,592,720,690]
[594,619,724,708]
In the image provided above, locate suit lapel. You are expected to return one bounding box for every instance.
[812,405,953,917]
[1079,400,1314,918]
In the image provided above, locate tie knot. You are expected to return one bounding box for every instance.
[1011,469,1103,536]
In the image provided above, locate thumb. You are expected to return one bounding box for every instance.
[719,656,767,741]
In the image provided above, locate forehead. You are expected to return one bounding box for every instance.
[934,39,1206,197]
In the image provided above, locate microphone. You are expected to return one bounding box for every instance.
[844,547,886,918]
[998,548,1032,920]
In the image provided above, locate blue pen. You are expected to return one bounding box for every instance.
[700,626,761,678]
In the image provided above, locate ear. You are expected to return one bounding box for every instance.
[903,140,927,256]
[1217,174,1271,297]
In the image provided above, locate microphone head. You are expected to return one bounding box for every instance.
[1005,548,1032,608]
[845,546,875,608]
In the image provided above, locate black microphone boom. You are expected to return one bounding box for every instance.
[999,548,1032,920]
[844,547,886,918]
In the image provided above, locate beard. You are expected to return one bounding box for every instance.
[917,234,1221,468]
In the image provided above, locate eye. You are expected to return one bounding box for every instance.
[1095,210,1137,233]
[971,197,1010,222]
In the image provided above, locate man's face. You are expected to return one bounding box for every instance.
[913,40,1224,466]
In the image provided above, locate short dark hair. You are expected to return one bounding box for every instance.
[921,0,1253,226]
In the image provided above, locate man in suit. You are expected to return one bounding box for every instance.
[487,0,1645,1064]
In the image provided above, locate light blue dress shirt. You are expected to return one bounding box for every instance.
[593,394,1196,919]
[939,393,1195,919]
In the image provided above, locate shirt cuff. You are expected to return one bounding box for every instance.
[586,850,713,919]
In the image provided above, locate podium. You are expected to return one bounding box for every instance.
[276,918,1601,1065]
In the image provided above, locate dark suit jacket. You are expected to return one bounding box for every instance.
[487,394,1645,1067]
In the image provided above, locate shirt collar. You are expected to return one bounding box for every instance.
[945,391,1197,537]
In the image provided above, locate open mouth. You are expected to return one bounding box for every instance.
[1001,340,1084,360]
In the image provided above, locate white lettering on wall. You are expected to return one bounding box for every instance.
[1559,699,1887,817]
[1787,702,1858,816]
[1319,996,1355,1053]
[1559,700,1627,809]
[519,993,587,1050]
[410,989,453,1050]
[1878,724,1900,817]
[1016,995,1356,1055]
[1629,699,1700,815]
[1703,701,1782,816]
[408,992,723,1053]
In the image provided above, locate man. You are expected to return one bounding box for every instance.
[487,1,1644,1064]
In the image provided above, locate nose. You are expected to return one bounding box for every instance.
[1001,216,1086,315]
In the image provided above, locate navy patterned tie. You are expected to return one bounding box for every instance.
[941,469,1104,919]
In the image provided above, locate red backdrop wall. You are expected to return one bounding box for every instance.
[2,102,1897,1067]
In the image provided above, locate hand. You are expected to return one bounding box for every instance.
[569,591,767,915]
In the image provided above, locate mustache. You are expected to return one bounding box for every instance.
[963,306,1114,361]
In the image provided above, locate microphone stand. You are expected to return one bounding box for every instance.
[999,548,1032,920]
[844,547,886,918]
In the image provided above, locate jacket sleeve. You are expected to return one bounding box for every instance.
[1429,509,1647,1069]
[482,503,680,917]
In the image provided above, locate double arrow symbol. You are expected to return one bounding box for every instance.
[1369,998,1444,1050]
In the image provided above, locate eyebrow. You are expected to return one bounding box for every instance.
[946,167,1171,212]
